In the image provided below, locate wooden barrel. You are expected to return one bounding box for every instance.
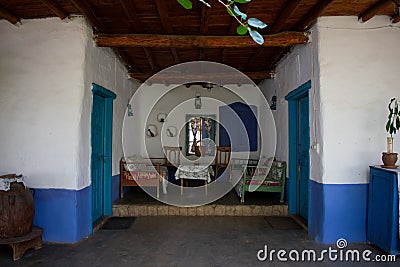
[0,182,35,239]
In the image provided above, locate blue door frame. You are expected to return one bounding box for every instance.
[285,81,311,222]
[91,83,116,225]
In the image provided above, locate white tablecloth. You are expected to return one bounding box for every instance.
[175,165,214,183]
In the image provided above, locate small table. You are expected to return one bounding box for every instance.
[175,164,214,195]
[0,226,43,260]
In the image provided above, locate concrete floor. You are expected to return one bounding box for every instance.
[0,216,398,266]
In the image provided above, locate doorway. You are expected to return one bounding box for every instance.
[285,81,311,222]
[91,83,116,224]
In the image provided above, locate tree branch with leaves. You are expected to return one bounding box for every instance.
[177,0,267,45]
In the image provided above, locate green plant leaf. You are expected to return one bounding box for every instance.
[177,0,192,9]
[249,29,264,45]
[233,5,247,20]
[236,24,248,35]
[248,18,267,29]
[396,117,400,130]
[386,120,391,132]
[234,0,251,3]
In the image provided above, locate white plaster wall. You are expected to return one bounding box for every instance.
[259,26,322,181]
[123,83,274,160]
[318,16,400,184]
[79,20,140,189]
[0,18,86,189]
[260,16,400,184]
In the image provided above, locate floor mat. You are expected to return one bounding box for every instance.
[264,216,302,230]
[100,217,136,230]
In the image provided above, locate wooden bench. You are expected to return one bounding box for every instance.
[231,158,286,203]
[120,158,165,198]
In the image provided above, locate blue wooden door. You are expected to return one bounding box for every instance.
[91,93,105,223]
[298,96,310,220]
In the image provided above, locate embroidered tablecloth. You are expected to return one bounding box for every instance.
[175,165,214,183]
[0,175,26,191]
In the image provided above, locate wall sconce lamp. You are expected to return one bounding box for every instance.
[195,93,201,109]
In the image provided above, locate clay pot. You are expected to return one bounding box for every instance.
[382,152,398,167]
[0,182,34,238]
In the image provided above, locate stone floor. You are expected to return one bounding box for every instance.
[0,217,398,266]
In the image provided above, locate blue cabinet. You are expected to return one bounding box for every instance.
[368,166,400,255]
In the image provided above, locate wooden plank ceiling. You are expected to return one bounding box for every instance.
[0,0,398,83]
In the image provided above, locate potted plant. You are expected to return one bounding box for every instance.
[383,98,400,167]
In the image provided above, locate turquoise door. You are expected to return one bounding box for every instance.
[285,81,311,223]
[298,96,310,220]
[91,93,106,223]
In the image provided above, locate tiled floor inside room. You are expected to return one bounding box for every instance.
[0,216,398,266]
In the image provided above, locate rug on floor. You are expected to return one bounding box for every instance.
[100,217,136,230]
[264,216,302,230]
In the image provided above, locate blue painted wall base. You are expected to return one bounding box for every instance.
[309,180,368,244]
[33,186,91,243]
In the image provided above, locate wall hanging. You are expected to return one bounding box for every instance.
[146,125,158,137]
[157,113,167,123]
[166,126,177,137]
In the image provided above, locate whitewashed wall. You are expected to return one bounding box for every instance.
[260,16,400,184]
[318,16,400,184]
[78,20,140,189]
[259,26,322,181]
[0,18,86,189]
[0,17,138,190]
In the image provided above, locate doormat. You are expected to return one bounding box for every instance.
[100,217,136,230]
[264,216,302,230]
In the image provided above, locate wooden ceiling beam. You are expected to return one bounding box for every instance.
[296,0,335,30]
[70,0,104,31]
[200,5,211,34]
[144,48,157,72]
[391,13,400,22]
[0,6,20,25]
[40,0,68,20]
[129,71,273,82]
[267,47,289,69]
[155,0,174,33]
[269,0,302,33]
[392,0,400,22]
[114,48,141,73]
[359,0,393,22]
[120,0,142,32]
[247,0,301,70]
[95,32,308,48]
[155,0,180,64]
[393,0,400,5]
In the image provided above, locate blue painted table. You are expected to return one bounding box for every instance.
[368,166,400,255]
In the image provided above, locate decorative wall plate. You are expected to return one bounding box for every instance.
[146,124,158,137]
[166,126,177,137]
[157,113,167,123]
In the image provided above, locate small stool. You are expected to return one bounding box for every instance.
[0,226,43,260]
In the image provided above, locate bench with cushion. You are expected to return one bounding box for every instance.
[231,158,286,203]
